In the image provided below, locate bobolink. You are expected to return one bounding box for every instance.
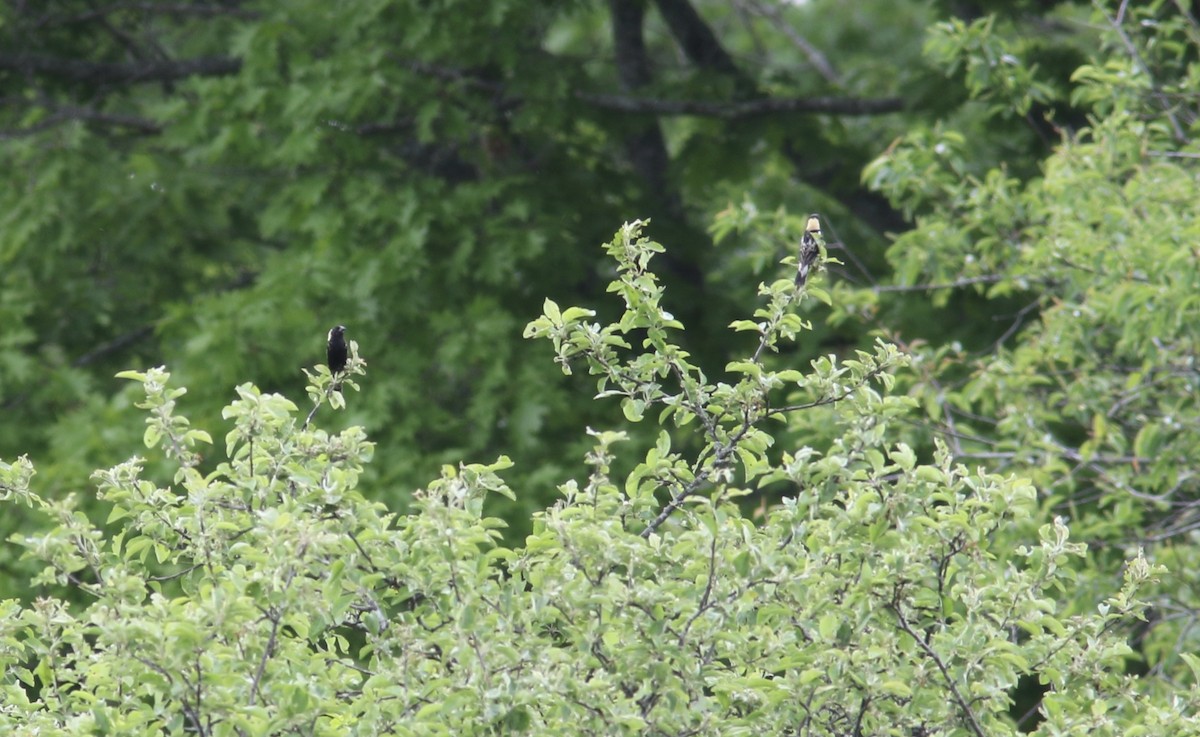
[327,325,348,376]
[795,214,823,287]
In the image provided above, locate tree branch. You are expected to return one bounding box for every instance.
[0,105,162,139]
[738,0,842,85]
[580,92,905,118]
[73,324,156,367]
[651,0,905,236]
[36,3,260,26]
[890,603,987,737]
[394,58,903,120]
[765,368,884,417]
[653,0,743,78]
[0,53,241,85]
[678,533,719,646]
[1097,0,1189,143]
[870,274,1007,293]
[248,560,300,708]
[641,421,748,539]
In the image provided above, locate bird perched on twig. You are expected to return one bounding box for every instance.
[795,213,823,287]
[327,325,348,380]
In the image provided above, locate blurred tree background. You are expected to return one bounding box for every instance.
[0,0,939,512]
[2,0,1199,691]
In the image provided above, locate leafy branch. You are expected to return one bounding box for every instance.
[889,600,987,737]
[527,220,900,536]
[301,339,367,429]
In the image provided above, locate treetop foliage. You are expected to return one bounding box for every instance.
[2,223,1190,736]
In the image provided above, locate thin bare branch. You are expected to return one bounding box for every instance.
[581,91,905,118]
[870,274,1006,293]
[1094,0,1188,143]
[0,52,241,85]
[396,58,902,119]
[890,603,987,737]
[679,525,720,647]
[73,325,156,366]
[738,0,842,85]
[35,3,260,26]
[0,106,162,138]
[248,561,299,707]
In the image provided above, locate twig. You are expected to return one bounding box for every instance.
[890,603,987,737]
[580,91,905,118]
[1147,150,1200,159]
[248,562,298,707]
[133,655,208,736]
[34,3,260,27]
[0,104,162,139]
[871,274,1006,293]
[1094,0,1188,143]
[765,369,882,417]
[0,52,242,85]
[73,324,155,366]
[678,534,719,646]
[303,381,338,429]
[396,59,903,119]
[991,299,1041,351]
[739,0,842,85]
[148,563,203,582]
[641,423,748,538]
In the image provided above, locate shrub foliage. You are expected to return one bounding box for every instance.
[2,223,1193,736]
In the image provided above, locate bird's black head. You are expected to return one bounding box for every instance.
[328,325,346,341]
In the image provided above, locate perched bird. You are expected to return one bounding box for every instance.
[795,214,823,287]
[327,325,348,376]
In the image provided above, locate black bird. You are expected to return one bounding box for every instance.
[327,325,348,376]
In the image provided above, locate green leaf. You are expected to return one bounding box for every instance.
[881,680,913,698]
[622,398,646,422]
